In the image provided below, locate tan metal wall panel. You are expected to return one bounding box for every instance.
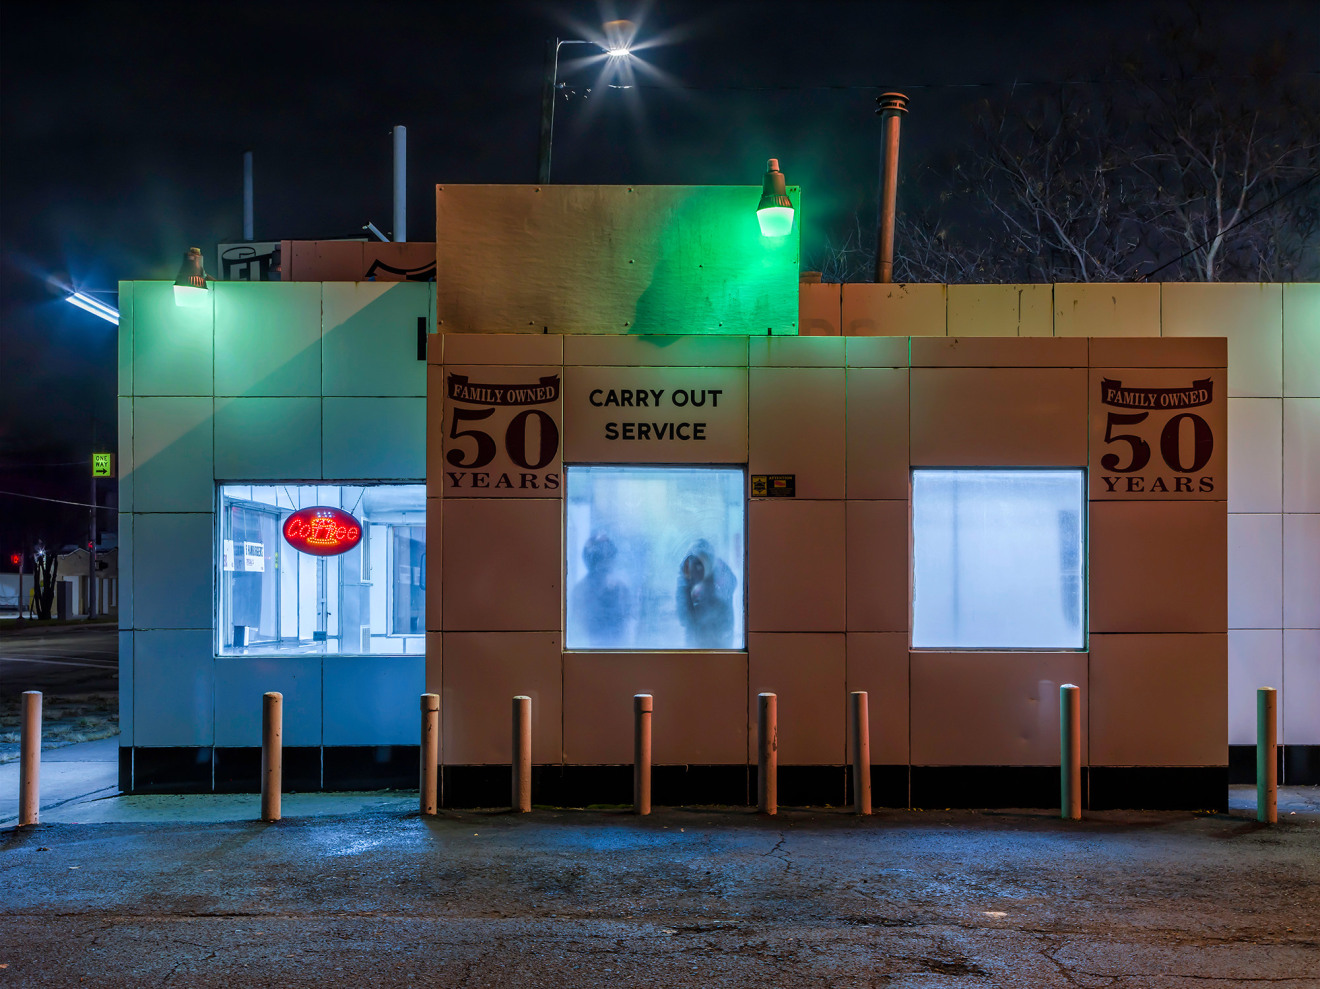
[436,185,799,335]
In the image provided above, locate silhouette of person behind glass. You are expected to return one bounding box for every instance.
[676,539,737,648]
[570,532,632,648]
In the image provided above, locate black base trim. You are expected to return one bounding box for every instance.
[912,766,1066,809]
[1088,767,1227,811]
[118,747,132,792]
[323,746,419,790]
[214,747,321,793]
[1229,744,1284,785]
[132,747,212,793]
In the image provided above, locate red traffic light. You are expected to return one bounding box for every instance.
[9,553,20,567]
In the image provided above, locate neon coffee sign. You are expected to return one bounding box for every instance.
[282,507,363,556]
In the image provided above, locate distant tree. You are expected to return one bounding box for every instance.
[31,551,57,621]
[815,20,1319,283]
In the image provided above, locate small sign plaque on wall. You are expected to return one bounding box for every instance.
[751,474,796,498]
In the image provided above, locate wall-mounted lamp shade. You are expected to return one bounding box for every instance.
[174,247,210,307]
[756,158,794,237]
[64,291,119,325]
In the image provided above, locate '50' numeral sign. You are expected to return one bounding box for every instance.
[442,371,562,496]
[1095,375,1220,497]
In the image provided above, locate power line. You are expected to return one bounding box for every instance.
[0,488,100,504]
[1137,170,1320,281]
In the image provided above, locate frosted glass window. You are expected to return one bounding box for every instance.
[566,466,745,650]
[217,483,425,656]
[912,469,1084,650]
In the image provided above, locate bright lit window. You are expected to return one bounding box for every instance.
[912,469,1085,650]
[217,483,425,655]
[566,466,745,650]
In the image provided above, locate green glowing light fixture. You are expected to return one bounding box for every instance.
[756,158,794,237]
[173,247,211,307]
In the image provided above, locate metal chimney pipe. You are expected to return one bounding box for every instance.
[874,92,909,283]
[393,125,407,242]
[242,151,254,241]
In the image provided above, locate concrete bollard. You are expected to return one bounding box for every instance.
[849,691,871,815]
[634,693,652,815]
[513,695,532,813]
[1257,687,1277,824]
[758,692,778,816]
[19,691,41,827]
[1060,683,1081,820]
[261,691,283,822]
[420,693,439,815]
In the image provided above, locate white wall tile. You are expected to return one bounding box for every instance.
[911,652,1088,766]
[1054,283,1160,337]
[117,514,133,629]
[947,284,1053,337]
[132,630,214,746]
[845,501,909,632]
[442,632,561,764]
[563,652,748,765]
[131,281,214,396]
[323,282,429,396]
[1227,399,1282,512]
[214,397,321,480]
[749,367,845,499]
[440,334,564,366]
[799,282,841,336]
[1283,513,1320,628]
[131,397,213,512]
[1283,399,1320,512]
[748,633,846,765]
[1283,283,1320,397]
[1283,630,1320,745]
[322,397,425,479]
[214,657,321,747]
[117,397,133,513]
[323,656,425,745]
[748,501,845,632]
[564,335,749,367]
[1162,283,1283,397]
[1090,500,1226,634]
[1228,630,1282,745]
[749,336,845,366]
[846,367,909,500]
[133,513,214,630]
[117,282,133,397]
[214,282,322,396]
[442,499,561,631]
[845,336,909,367]
[910,368,1088,466]
[845,633,908,763]
[119,630,134,744]
[1090,633,1226,767]
[842,282,946,337]
[1228,514,1283,629]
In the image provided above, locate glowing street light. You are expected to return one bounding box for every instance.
[537,20,637,183]
[64,291,119,325]
[756,158,795,237]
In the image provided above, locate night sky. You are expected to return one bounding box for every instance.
[1,0,1314,549]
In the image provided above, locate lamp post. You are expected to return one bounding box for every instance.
[537,24,634,183]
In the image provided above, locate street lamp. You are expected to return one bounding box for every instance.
[756,158,795,237]
[63,291,120,325]
[537,20,635,183]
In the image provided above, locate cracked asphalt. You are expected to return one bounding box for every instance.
[3,798,1318,988]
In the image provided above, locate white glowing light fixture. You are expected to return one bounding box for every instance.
[604,46,631,57]
[757,158,794,237]
[64,291,120,325]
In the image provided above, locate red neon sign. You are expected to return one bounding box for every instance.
[282,507,363,556]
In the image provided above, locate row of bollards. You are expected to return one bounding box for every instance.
[7,683,1284,827]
